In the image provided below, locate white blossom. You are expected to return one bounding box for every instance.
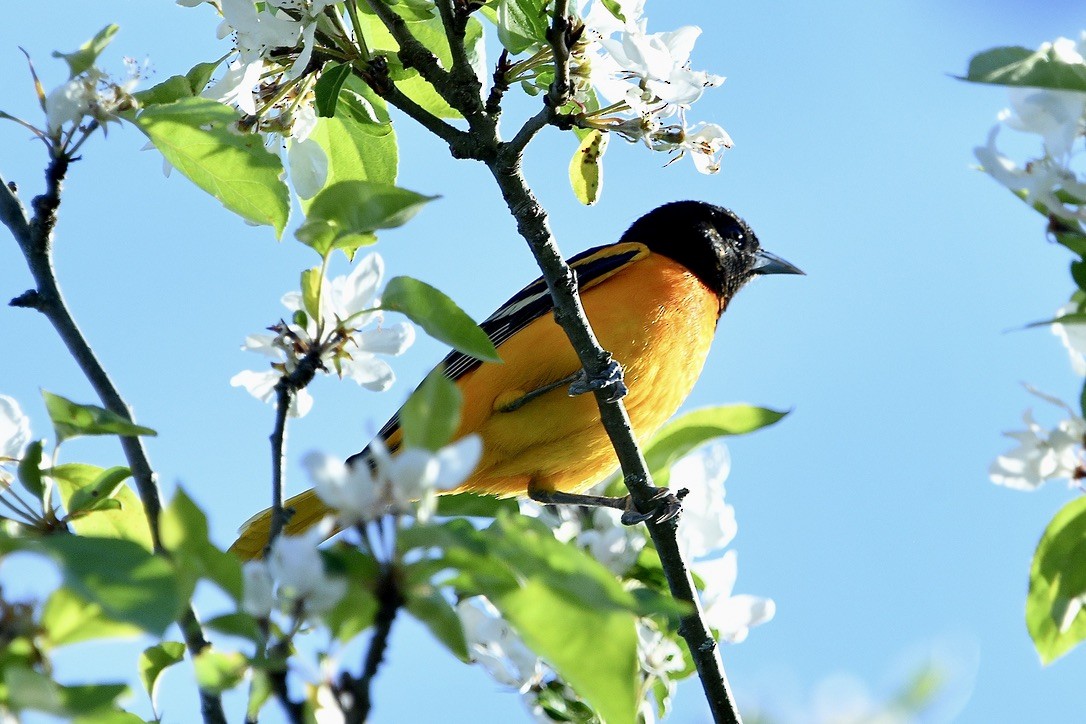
[990,407,1086,490]
[232,253,415,415]
[0,396,31,485]
[457,596,544,692]
[693,551,776,644]
[1053,302,1086,376]
[999,87,1086,158]
[267,523,347,616]
[636,620,684,680]
[673,441,737,560]
[44,67,138,135]
[576,508,645,574]
[241,561,275,617]
[306,435,482,526]
[369,435,483,522]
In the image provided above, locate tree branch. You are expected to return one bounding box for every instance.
[435,0,486,119]
[2,152,228,724]
[266,346,325,552]
[362,0,451,97]
[341,565,403,724]
[545,0,573,108]
[345,2,744,719]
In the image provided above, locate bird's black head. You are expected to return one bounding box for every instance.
[620,201,802,306]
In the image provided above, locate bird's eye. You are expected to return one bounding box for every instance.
[734,233,746,250]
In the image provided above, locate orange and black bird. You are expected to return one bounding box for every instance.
[231,200,801,558]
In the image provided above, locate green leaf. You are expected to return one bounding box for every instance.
[295,181,434,256]
[139,642,186,712]
[497,581,638,724]
[305,78,398,209]
[66,466,131,517]
[193,651,249,693]
[324,546,380,642]
[301,267,322,318]
[569,129,609,206]
[161,488,244,602]
[644,406,788,486]
[40,588,142,649]
[53,25,119,78]
[314,62,353,117]
[435,492,519,518]
[49,463,153,550]
[42,390,156,443]
[401,370,462,451]
[353,11,483,119]
[35,535,180,636]
[1028,496,1086,663]
[1073,259,1086,292]
[404,583,470,661]
[963,45,1086,92]
[382,276,501,363]
[205,612,265,644]
[492,0,549,55]
[5,668,128,717]
[246,670,274,721]
[599,0,626,22]
[135,98,290,236]
[16,440,44,499]
[136,58,224,106]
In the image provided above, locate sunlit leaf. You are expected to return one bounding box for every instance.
[1028,496,1086,663]
[963,45,1086,92]
[644,406,788,486]
[382,276,500,363]
[193,651,249,693]
[42,391,156,443]
[49,463,152,550]
[138,642,186,712]
[135,98,290,235]
[40,588,142,649]
[35,536,179,635]
[295,181,434,256]
[569,129,608,205]
[53,25,118,78]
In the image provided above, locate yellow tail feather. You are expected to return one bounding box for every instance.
[228,489,335,560]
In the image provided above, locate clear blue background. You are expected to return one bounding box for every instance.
[4,1,1086,721]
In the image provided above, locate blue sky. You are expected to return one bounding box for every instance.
[4,1,1086,722]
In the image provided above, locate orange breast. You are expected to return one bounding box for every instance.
[449,253,721,497]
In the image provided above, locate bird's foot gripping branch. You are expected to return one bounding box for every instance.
[0,2,799,723]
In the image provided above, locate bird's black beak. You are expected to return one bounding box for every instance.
[751,249,804,276]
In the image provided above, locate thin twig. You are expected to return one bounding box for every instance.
[2,151,228,724]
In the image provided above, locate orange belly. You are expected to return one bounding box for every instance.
[449,253,720,497]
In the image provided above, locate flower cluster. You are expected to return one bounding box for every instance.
[304,434,483,526]
[179,0,334,192]
[44,62,140,138]
[519,0,731,173]
[990,308,1086,490]
[231,253,415,417]
[974,34,1086,221]
[182,0,731,176]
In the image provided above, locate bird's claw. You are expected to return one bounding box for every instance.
[568,357,627,402]
[619,488,685,526]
